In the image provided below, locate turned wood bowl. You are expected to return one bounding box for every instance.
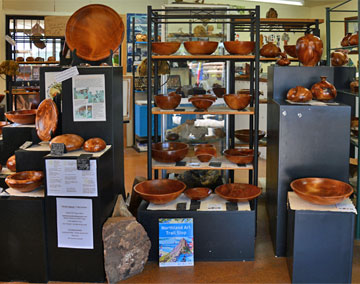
[154,92,181,110]
[50,134,84,152]
[296,34,323,67]
[224,93,251,110]
[152,142,189,163]
[134,179,186,204]
[287,86,312,103]
[6,155,16,172]
[35,99,59,141]
[83,137,106,152]
[5,171,44,192]
[184,41,218,55]
[223,41,255,55]
[166,132,179,141]
[194,144,217,163]
[223,148,254,164]
[213,87,226,98]
[0,121,10,135]
[185,187,212,201]
[284,45,297,58]
[260,42,281,58]
[215,183,261,202]
[189,98,214,110]
[290,177,353,205]
[235,129,266,142]
[152,42,181,55]
[189,94,217,102]
[5,109,37,124]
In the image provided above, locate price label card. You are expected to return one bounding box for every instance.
[51,143,65,156]
[77,154,92,170]
[20,141,33,150]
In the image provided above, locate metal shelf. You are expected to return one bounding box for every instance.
[152,106,254,115]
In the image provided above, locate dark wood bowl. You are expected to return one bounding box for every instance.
[235,129,266,142]
[189,98,214,110]
[83,137,106,152]
[290,177,353,205]
[35,99,59,141]
[50,134,84,152]
[184,41,218,55]
[224,93,251,110]
[284,45,297,58]
[185,187,212,201]
[213,87,226,98]
[215,183,261,202]
[6,155,16,172]
[189,94,217,102]
[223,41,255,55]
[152,142,189,163]
[5,171,44,192]
[134,179,186,204]
[223,148,254,164]
[154,92,181,110]
[194,144,217,162]
[166,132,179,141]
[5,109,37,124]
[152,42,181,55]
[0,121,10,135]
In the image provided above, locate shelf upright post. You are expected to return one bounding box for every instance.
[356,0,360,239]
[147,5,153,180]
[326,7,331,66]
[153,14,159,180]
[132,17,136,149]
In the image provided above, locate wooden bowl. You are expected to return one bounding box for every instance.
[35,99,59,141]
[83,137,106,152]
[166,132,179,141]
[134,179,186,204]
[154,92,181,110]
[213,87,226,98]
[5,171,44,192]
[189,99,214,110]
[223,148,254,164]
[189,94,217,102]
[284,45,297,58]
[152,142,189,163]
[5,109,37,124]
[185,187,212,200]
[184,41,218,55]
[235,129,266,142]
[50,134,84,152]
[223,41,255,55]
[215,183,261,202]
[290,177,353,205]
[224,93,251,110]
[152,42,181,55]
[194,144,217,162]
[6,155,16,172]
[0,121,10,135]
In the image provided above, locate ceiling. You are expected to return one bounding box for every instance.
[304,0,343,7]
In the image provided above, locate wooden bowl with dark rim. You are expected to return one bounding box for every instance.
[5,109,37,124]
[5,171,44,192]
[189,99,214,111]
[223,148,254,164]
[6,155,16,172]
[223,41,255,55]
[284,45,297,58]
[50,134,84,152]
[134,179,186,204]
[152,42,181,55]
[215,183,261,202]
[290,177,354,205]
[194,144,217,163]
[235,129,266,142]
[224,93,251,110]
[184,41,218,55]
[154,92,181,110]
[83,137,106,152]
[151,142,189,163]
[185,187,212,201]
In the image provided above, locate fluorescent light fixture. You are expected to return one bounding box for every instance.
[246,0,304,6]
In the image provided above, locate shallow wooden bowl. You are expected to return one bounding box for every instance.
[35,99,59,141]
[235,129,266,142]
[224,93,251,110]
[154,92,181,110]
[152,42,181,55]
[290,177,353,205]
[134,179,186,204]
[5,171,44,192]
[5,109,37,124]
[190,99,214,110]
[185,187,212,201]
[215,183,261,202]
[194,144,217,162]
[50,134,84,152]
[184,41,218,55]
[83,137,106,152]
[152,142,189,163]
[6,155,16,172]
[223,148,254,164]
[284,45,297,58]
[224,41,255,55]
[0,121,10,135]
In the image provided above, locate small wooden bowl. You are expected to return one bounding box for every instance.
[50,134,84,152]
[5,109,37,124]
[5,171,44,192]
[0,121,10,135]
[190,99,214,110]
[184,41,218,55]
[6,155,16,172]
[213,87,226,98]
[166,132,179,141]
[290,177,353,205]
[284,45,297,58]
[152,42,181,55]
[235,129,266,142]
[215,183,261,202]
[223,148,254,164]
[152,142,189,163]
[185,187,212,200]
[83,138,106,152]
[134,179,186,204]
[154,92,181,110]
[194,144,217,162]
[189,94,217,102]
[224,41,255,55]
[224,93,251,110]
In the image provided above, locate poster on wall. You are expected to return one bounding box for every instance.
[72,74,106,122]
[45,72,62,99]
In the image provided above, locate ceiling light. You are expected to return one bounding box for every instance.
[246,0,304,6]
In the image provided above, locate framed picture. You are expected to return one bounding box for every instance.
[123,75,133,122]
[167,75,181,90]
[344,16,358,35]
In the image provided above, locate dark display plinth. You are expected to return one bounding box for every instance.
[137,201,256,261]
[15,144,50,172]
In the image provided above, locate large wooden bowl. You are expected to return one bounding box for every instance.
[290,177,353,205]
[215,183,261,202]
[152,142,189,163]
[223,148,254,164]
[154,92,181,110]
[0,121,10,135]
[224,41,255,55]
[152,42,181,55]
[5,109,37,124]
[235,129,266,142]
[5,171,44,192]
[184,41,218,55]
[35,99,59,141]
[65,4,124,61]
[185,187,212,201]
[83,137,106,152]
[6,155,16,172]
[50,134,84,152]
[284,45,297,58]
[224,93,251,110]
[134,179,186,204]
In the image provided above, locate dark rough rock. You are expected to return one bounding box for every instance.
[176,170,223,190]
[112,194,132,218]
[103,217,151,283]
